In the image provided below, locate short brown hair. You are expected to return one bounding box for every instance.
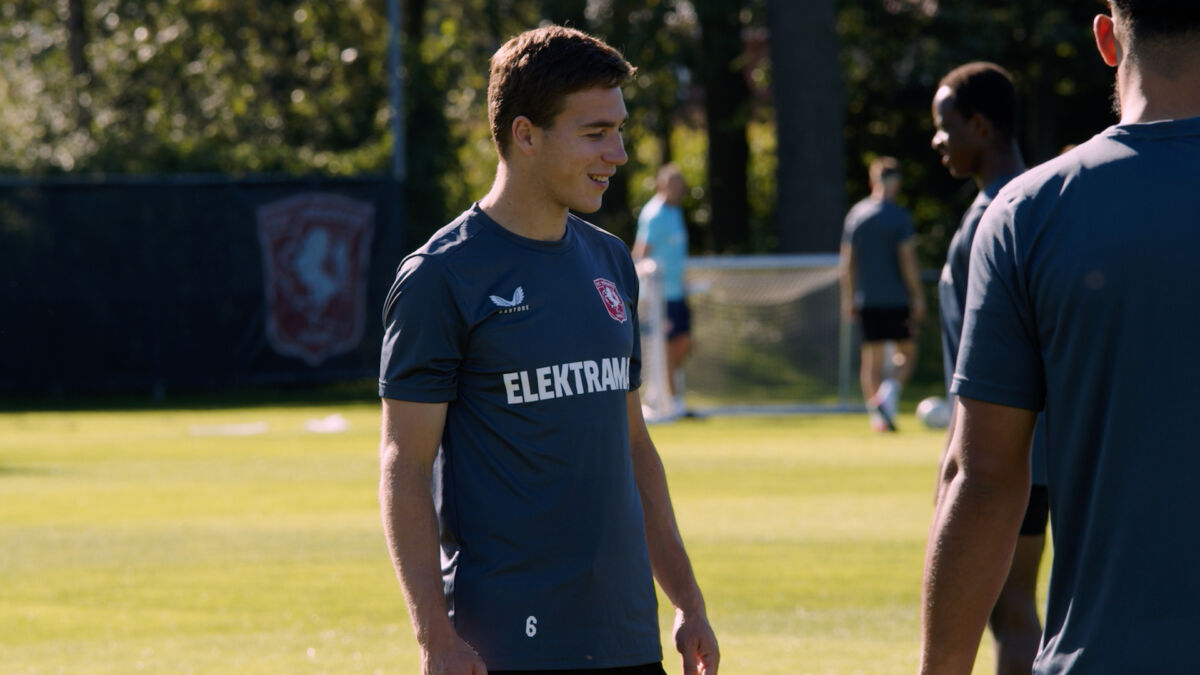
[487,25,635,157]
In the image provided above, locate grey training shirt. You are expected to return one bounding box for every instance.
[842,197,914,309]
[379,204,660,671]
[954,116,1200,673]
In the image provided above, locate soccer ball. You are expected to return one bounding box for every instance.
[916,396,952,429]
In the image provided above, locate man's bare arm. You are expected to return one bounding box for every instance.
[632,238,651,261]
[626,391,719,674]
[898,240,926,324]
[839,241,858,322]
[920,396,1037,675]
[380,398,486,675]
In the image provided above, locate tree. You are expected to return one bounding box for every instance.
[0,0,1123,265]
[695,0,751,252]
[403,0,452,241]
[768,0,845,253]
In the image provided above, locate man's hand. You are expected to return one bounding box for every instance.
[841,298,859,323]
[421,634,487,675]
[673,607,719,674]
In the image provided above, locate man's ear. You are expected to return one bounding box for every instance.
[967,111,993,143]
[511,116,537,156]
[1094,14,1119,68]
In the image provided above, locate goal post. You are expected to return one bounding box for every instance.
[637,254,858,417]
[635,259,675,422]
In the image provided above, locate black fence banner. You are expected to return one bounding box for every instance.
[0,175,405,397]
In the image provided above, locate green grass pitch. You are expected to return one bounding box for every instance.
[1,403,1045,673]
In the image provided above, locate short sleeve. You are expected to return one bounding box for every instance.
[635,210,651,246]
[951,195,1044,411]
[841,209,857,244]
[636,198,664,249]
[378,254,464,402]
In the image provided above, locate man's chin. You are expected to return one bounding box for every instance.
[570,200,604,214]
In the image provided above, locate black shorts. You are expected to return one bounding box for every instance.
[860,306,911,342]
[665,299,692,340]
[1019,484,1050,536]
[492,663,666,675]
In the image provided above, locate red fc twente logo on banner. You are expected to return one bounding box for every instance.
[257,193,375,366]
[594,278,627,323]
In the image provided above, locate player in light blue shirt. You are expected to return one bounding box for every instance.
[922,3,1200,672]
[634,163,691,416]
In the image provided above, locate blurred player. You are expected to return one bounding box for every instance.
[922,2,1200,673]
[840,156,925,431]
[930,62,1046,675]
[378,25,718,675]
[633,163,692,418]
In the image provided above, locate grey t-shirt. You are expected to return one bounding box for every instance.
[939,175,1018,392]
[954,116,1200,673]
[379,204,660,670]
[940,174,1046,487]
[842,197,914,308]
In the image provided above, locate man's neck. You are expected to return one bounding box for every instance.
[1116,51,1200,124]
[974,143,1026,191]
[478,164,569,242]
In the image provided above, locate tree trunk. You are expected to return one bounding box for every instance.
[696,0,751,253]
[402,0,451,247]
[768,0,845,252]
[582,1,635,242]
[66,0,91,128]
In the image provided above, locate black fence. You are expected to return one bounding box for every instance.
[0,175,405,397]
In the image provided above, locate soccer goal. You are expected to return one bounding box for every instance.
[637,254,856,417]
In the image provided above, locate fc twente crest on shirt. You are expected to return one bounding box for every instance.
[594,278,627,323]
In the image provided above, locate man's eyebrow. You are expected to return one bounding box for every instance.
[580,117,627,129]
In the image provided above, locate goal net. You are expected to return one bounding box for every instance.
[637,254,856,417]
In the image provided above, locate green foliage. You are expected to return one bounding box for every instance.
[1,1,1122,262]
[0,0,393,175]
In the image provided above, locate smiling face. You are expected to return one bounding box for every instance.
[930,86,984,180]
[528,86,628,215]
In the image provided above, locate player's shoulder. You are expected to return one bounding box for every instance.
[974,147,1096,258]
[570,215,639,285]
[637,195,669,229]
[844,197,879,227]
[997,129,1130,209]
[409,205,491,261]
[389,206,493,297]
[849,196,879,214]
[398,206,496,276]
[571,214,631,253]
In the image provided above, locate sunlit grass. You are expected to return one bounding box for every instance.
[1,406,1041,673]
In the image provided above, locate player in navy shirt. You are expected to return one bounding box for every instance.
[840,156,925,431]
[930,62,1046,674]
[378,26,718,675]
[922,3,1200,673]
